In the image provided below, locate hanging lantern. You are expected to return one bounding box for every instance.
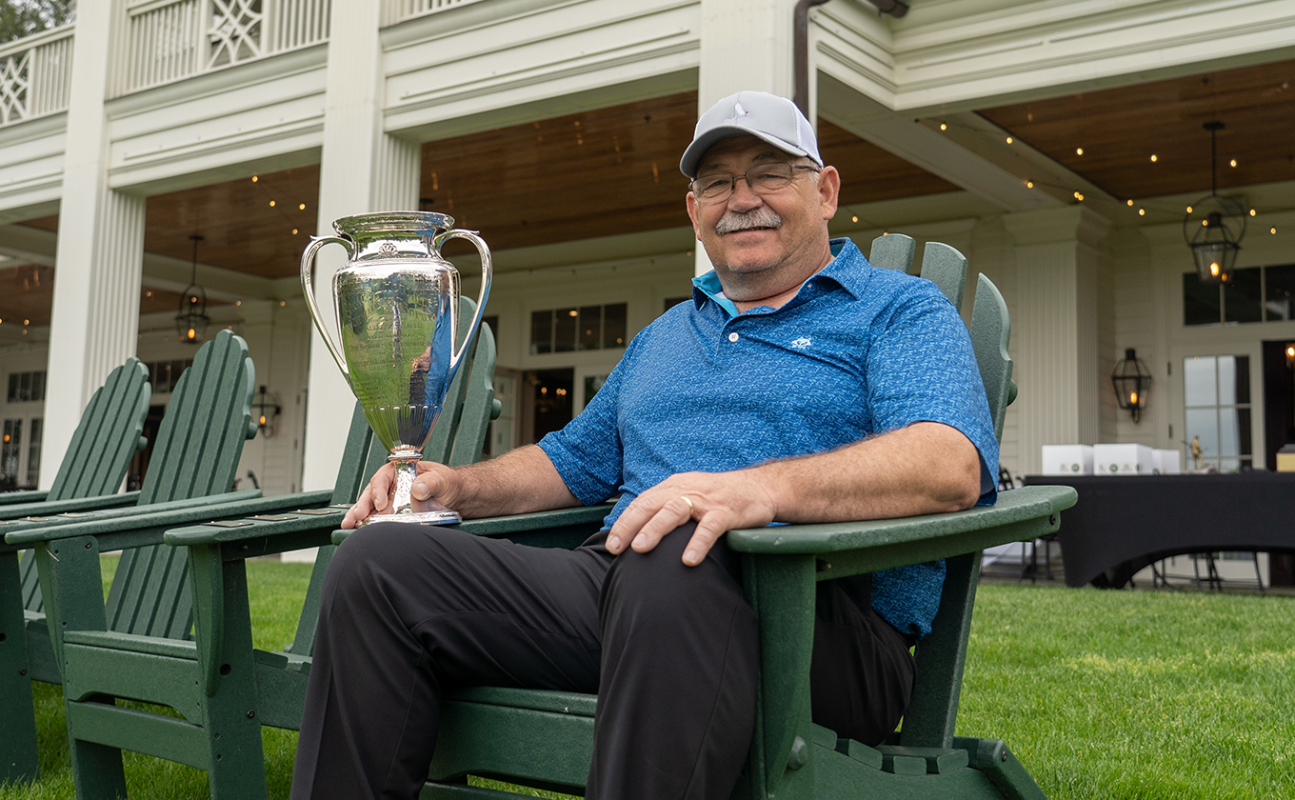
[176,235,210,344]
[1184,122,1247,284]
[1111,348,1152,423]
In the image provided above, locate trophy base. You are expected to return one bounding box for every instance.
[363,509,462,526]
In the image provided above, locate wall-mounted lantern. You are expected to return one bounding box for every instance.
[252,385,281,438]
[1112,348,1152,423]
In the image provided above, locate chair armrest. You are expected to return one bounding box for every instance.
[165,504,353,548]
[727,485,1076,575]
[3,489,270,545]
[0,489,48,505]
[330,503,613,547]
[0,491,140,520]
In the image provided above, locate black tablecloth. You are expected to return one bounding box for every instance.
[1021,474,1295,588]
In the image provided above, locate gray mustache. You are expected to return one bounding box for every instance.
[715,208,783,236]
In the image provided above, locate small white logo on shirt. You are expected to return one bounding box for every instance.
[790,336,812,350]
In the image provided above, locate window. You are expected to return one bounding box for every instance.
[1183,355,1251,473]
[529,304,628,354]
[1,419,22,488]
[1184,264,1295,326]
[26,418,41,487]
[144,360,193,394]
[6,371,46,403]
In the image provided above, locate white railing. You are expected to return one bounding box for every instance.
[0,25,75,127]
[382,0,488,27]
[115,0,331,96]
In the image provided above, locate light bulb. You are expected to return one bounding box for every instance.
[1210,262,1220,276]
[1130,391,1138,404]
[252,176,258,182]
[1150,155,1157,162]
[299,203,306,210]
[1076,147,1083,156]
[851,216,858,223]
[1026,181,1034,188]
[1127,199,1133,206]
[1230,159,1237,167]
[939,123,947,131]
[1186,206,1193,213]
[1138,209,1145,216]
[1249,209,1256,216]
[269,200,276,207]
[1005,136,1013,144]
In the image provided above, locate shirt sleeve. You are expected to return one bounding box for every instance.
[536,343,632,506]
[865,284,1000,505]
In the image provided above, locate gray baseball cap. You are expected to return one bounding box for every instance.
[679,91,822,178]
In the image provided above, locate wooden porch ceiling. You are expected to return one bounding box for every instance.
[979,58,1295,202]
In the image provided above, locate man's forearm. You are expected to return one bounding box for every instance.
[452,445,582,519]
[754,422,982,524]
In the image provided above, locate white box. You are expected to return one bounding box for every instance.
[1041,445,1093,476]
[1154,449,1181,475]
[1094,443,1156,476]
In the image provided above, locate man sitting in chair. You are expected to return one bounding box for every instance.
[291,91,998,800]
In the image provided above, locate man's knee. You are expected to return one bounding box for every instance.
[601,525,747,627]
[325,522,449,606]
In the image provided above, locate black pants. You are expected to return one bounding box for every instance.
[290,522,916,800]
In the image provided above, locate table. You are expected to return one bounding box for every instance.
[1021,473,1295,588]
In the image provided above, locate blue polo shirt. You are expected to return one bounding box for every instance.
[539,238,998,637]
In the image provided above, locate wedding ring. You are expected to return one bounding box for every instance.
[681,496,695,517]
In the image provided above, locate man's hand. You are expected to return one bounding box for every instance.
[341,461,465,529]
[606,471,780,567]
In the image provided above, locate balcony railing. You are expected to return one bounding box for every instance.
[382,0,488,27]
[114,0,332,96]
[0,24,75,127]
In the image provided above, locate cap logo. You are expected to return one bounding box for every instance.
[724,102,750,125]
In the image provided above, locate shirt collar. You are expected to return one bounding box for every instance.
[691,238,870,318]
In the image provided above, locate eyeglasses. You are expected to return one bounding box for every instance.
[690,163,821,202]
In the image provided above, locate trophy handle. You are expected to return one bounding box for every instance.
[433,229,493,381]
[300,234,356,379]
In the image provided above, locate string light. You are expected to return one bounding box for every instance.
[1273,227,1279,235]
[1150,155,1158,162]
[1249,209,1256,216]
[269,200,276,207]
[292,228,299,235]
[299,203,305,210]
[1026,180,1034,188]
[1073,191,1084,201]
[251,176,258,182]
[1138,209,1146,216]
[1230,159,1237,167]
[1076,147,1084,155]
[851,216,858,223]
[1005,136,1013,144]
[1127,199,1134,206]
[939,123,948,131]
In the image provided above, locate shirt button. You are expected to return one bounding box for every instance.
[728,332,740,343]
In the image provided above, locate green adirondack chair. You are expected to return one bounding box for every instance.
[0,358,152,783]
[15,318,498,799]
[0,330,260,785]
[323,236,1078,799]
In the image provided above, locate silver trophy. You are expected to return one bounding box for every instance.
[301,211,492,525]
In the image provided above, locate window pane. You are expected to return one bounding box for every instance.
[31,372,45,402]
[603,303,627,348]
[18,372,30,402]
[172,360,187,393]
[1185,408,1218,458]
[482,315,498,337]
[1183,274,1221,326]
[6,374,16,402]
[1183,356,1217,407]
[662,296,690,314]
[1236,407,1252,456]
[26,418,41,486]
[578,306,601,351]
[1217,356,1236,406]
[1218,407,1240,456]
[1264,264,1295,321]
[1233,355,1250,405]
[1222,267,1262,323]
[554,308,577,353]
[1218,457,1240,474]
[530,310,552,355]
[583,374,607,406]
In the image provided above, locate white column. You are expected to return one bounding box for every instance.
[301,0,421,494]
[40,0,145,489]
[1003,206,1112,475]
[693,0,799,277]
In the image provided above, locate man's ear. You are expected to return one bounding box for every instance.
[686,191,703,239]
[818,166,841,221]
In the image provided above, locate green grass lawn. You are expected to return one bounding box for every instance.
[3,559,1292,799]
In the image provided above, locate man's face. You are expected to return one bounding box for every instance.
[685,135,840,302]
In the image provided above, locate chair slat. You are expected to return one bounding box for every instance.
[868,233,916,274]
[920,242,968,310]
[46,360,150,501]
[450,323,498,468]
[969,274,1015,441]
[20,551,41,614]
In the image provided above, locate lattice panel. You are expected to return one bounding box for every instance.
[0,51,30,125]
[207,0,265,70]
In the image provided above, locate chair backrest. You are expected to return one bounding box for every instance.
[21,359,152,614]
[102,330,257,639]
[868,234,1019,750]
[290,310,498,658]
